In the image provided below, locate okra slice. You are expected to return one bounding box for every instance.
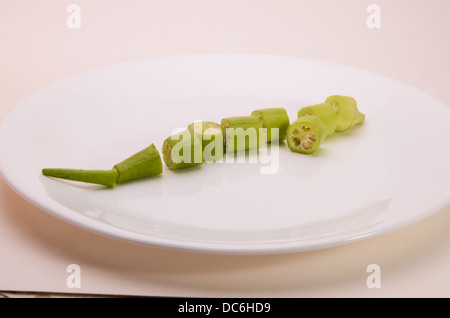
[286,115,327,154]
[42,143,163,187]
[187,121,224,161]
[297,102,339,136]
[113,143,163,183]
[325,95,362,132]
[162,129,203,170]
[220,116,265,152]
[251,108,290,142]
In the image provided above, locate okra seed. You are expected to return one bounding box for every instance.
[302,140,312,149]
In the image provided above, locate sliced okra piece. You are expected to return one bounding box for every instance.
[297,102,339,136]
[187,121,224,162]
[286,115,327,154]
[113,143,163,183]
[220,116,265,152]
[325,95,365,132]
[42,143,163,187]
[162,129,203,170]
[251,108,290,142]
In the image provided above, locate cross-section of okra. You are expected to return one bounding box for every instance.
[286,115,328,154]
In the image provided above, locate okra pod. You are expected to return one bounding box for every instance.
[220,116,265,152]
[43,96,366,186]
[286,115,327,154]
[162,129,203,170]
[251,108,290,142]
[42,143,163,187]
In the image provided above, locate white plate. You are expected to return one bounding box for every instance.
[0,54,449,254]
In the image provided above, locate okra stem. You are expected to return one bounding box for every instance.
[42,168,118,187]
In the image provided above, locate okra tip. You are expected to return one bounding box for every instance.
[42,168,118,187]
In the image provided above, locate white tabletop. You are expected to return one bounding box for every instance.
[1,0,449,297]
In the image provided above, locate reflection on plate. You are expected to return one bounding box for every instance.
[0,54,449,254]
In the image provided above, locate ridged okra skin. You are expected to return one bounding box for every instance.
[251,108,290,142]
[325,95,364,132]
[162,129,203,170]
[297,102,339,136]
[187,121,224,162]
[220,116,265,152]
[286,115,328,154]
[113,143,163,183]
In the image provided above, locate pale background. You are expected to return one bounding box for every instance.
[0,0,449,297]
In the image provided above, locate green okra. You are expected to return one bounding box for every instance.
[43,95,366,187]
[297,102,339,136]
[113,143,163,183]
[286,115,328,154]
[355,110,366,125]
[220,116,265,152]
[325,95,365,132]
[42,168,118,187]
[187,121,224,162]
[251,108,290,142]
[162,129,203,170]
[42,143,163,187]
